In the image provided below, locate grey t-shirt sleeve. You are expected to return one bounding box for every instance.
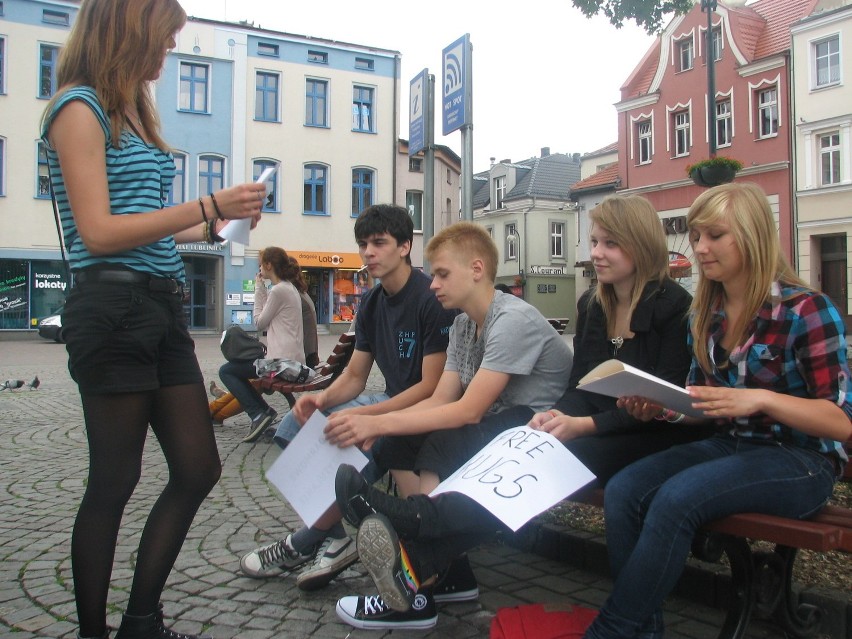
[480,304,544,375]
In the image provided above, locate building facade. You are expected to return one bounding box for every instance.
[791,1,852,328]
[395,139,461,267]
[472,149,580,322]
[615,0,815,296]
[0,0,401,333]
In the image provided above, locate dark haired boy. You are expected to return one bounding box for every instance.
[239,204,457,592]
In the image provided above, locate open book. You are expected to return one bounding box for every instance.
[577,360,705,418]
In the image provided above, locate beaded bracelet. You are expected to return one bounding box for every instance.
[209,192,225,220]
[202,220,211,244]
[198,197,209,223]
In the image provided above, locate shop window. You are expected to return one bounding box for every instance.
[332,269,370,323]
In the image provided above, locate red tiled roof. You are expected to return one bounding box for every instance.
[726,4,766,60]
[750,0,817,59]
[570,163,620,193]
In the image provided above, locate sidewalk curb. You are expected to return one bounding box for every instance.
[508,521,851,639]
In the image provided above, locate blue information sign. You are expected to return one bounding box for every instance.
[442,34,471,136]
[409,69,427,156]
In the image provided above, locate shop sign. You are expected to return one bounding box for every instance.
[177,242,225,252]
[33,271,67,291]
[528,265,566,276]
[294,251,362,269]
[226,293,241,306]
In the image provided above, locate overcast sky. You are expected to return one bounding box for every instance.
[176,0,658,171]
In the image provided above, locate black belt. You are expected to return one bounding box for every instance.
[75,268,184,295]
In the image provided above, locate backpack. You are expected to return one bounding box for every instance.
[490,603,598,639]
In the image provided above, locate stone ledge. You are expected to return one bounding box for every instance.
[507,521,851,639]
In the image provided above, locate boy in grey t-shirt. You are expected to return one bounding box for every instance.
[325,222,573,630]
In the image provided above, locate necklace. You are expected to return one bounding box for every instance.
[610,335,624,357]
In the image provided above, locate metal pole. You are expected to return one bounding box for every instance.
[423,74,435,272]
[703,0,718,158]
[461,39,474,221]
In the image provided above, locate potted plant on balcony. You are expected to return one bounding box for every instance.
[686,156,743,187]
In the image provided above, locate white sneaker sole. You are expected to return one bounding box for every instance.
[296,551,359,591]
[334,600,436,630]
[356,516,410,612]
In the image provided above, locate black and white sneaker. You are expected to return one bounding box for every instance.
[239,534,317,578]
[356,513,421,612]
[335,593,437,630]
[243,407,277,443]
[433,554,479,603]
[296,535,359,591]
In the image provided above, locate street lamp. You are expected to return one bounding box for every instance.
[702,0,719,158]
[506,226,524,298]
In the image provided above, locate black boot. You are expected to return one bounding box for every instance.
[114,610,212,639]
[335,464,422,538]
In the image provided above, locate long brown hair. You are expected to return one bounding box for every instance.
[44,0,186,150]
[588,195,669,336]
[288,257,307,294]
[687,182,807,373]
[259,247,300,283]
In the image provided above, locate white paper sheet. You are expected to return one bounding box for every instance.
[218,164,279,246]
[265,411,369,528]
[430,425,596,532]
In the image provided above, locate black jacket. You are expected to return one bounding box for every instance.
[554,279,692,434]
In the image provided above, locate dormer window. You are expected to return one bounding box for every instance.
[678,39,693,72]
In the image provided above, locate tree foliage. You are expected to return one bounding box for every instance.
[571,0,695,34]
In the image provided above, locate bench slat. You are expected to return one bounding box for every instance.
[703,513,846,552]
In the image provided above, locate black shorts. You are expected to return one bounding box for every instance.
[373,433,431,473]
[63,280,202,394]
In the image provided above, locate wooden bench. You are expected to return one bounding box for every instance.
[256,331,355,409]
[547,318,570,334]
[565,440,851,639]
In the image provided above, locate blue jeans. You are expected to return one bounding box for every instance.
[218,360,268,419]
[584,434,837,639]
[273,392,390,484]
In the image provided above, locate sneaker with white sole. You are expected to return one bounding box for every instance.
[433,554,479,603]
[243,407,277,443]
[296,535,359,591]
[239,534,317,578]
[356,513,420,612]
[335,593,436,630]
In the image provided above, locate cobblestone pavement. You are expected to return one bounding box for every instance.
[0,333,790,638]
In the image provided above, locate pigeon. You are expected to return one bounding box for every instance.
[1,380,25,391]
[27,376,40,390]
[209,380,226,399]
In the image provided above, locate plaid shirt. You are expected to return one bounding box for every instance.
[688,282,851,460]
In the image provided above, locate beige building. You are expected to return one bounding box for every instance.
[792,1,852,327]
[395,140,461,268]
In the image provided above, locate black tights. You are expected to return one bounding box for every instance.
[73,383,221,637]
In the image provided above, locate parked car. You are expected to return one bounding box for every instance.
[38,305,64,342]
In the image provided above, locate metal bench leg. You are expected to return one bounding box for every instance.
[768,546,822,638]
[716,535,755,639]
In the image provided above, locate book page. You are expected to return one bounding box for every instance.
[577,360,705,418]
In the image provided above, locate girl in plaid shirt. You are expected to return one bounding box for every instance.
[586,182,852,639]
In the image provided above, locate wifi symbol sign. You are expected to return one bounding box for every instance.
[442,35,470,136]
[444,49,462,96]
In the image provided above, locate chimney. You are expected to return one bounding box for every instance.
[490,157,496,166]
[541,147,550,157]
[500,158,511,164]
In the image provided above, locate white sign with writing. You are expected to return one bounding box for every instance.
[266,412,369,528]
[528,265,566,276]
[430,425,595,531]
[225,293,241,306]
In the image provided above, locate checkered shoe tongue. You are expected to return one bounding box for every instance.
[362,595,391,616]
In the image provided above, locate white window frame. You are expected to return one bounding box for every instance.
[674,111,690,157]
[757,87,778,138]
[505,222,518,260]
[0,136,5,196]
[550,221,565,259]
[819,131,841,186]
[494,176,506,209]
[406,190,423,231]
[638,120,652,164]
[678,38,694,72]
[813,34,840,89]
[716,98,732,148]
[0,36,6,95]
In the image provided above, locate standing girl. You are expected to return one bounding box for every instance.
[41,1,265,637]
[587,182,852,638]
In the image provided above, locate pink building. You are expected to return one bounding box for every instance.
[615,0,818,262]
